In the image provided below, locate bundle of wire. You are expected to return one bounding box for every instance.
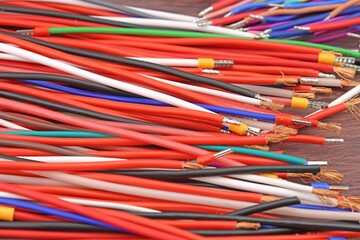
[197,0,360,42]
[0,0,358,239]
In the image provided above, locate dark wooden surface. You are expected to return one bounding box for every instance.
[112,0,360,194]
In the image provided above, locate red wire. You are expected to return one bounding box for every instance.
[0,33,224,107]
[309,17,360,32]
[0,182,199,240]
[14,209,58,221]
[285,85,313,92]
[43,2,123,16]
[286,134,326,145]
[307,103,347,121]
[0,1,71,12]
[232,65,320,77]
[212,0,239,10]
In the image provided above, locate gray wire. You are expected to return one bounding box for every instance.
[82,0,158,18]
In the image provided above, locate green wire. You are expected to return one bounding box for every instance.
[4,131,113,138]
[198,145,307,165]
[48,27,359,57]
[49,27,236,38]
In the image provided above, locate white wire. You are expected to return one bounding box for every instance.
[193,176,332,206]
[142,74,262,106]
[0,43,212,113]
[235,84,293,98]
[0,118,30,130]
[31,171,360,221]
[126,6,198,22]
[0,174,71,186]
[231,117,275,131]
[129,58,198,67]
[93,17,256,38]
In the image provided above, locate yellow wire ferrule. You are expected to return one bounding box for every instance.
[291,97,309,109]
[228,123,248,135]
[198,58,215,69]
[0,206,15,221]
[259,173,279,179]
[318,52,336,65]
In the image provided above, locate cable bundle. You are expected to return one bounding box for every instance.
[0,0,357,239]
[197,0,360,42]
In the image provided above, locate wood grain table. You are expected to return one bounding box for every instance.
[112,0,360,194]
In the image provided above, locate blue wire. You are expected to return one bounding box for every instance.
[0,197,127,231]
[291,204,351,212]
[284,0,348,9]
[269,29,310,39]
[230,0,283,15]
[23,80,277,122]
[264,14,300,24]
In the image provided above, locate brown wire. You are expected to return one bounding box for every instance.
[0,139,86,156]
[326,0,360,19]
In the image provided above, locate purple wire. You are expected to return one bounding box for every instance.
[308,30,357,43]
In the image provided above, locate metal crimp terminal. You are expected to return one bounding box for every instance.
[249,14,264,20]
[196,19,211,27]
[293,26,310,31]
[228,20,246,29]
[267,3,284,8]
[214,148,233,158]
[16,29,34,36]
[292,118,312,126]
[343,63,360,71]
[347,33,360,39]
[335,56,356,65]
[246,126,262,136]
[300,77,320,85]
[308,101,329,110]
[214,60,234,68]
[325,138,345,143]
[202,69,221,75]
[329,185,350,191]
[223,117,241,125]
[318,72,336,78]
[255,94,272,102]
[198,6,214,17]
[307,161,328,166]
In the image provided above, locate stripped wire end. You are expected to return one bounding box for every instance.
[244,145,269,151]
[260,101,285,111]
[293,26,311,31]
[293,92,315,99]
[273,125,298,135]
[306,161,328,166]
[198,6,214,17]
[184,162,203,170]
[249,14,264,21]
[246,126,262,136]
[337,197,360,212]
[334,67,356,79]
[347,32,360,39]
[310,87,333,95]
[266,133,289,143]
[289,169,344,184]
[312,188,339,198]
[341,79,359,87]
[329,185,350,191]
[345,97,360,119]
[16,29,34,36]
[196,19,211,27]
[223,12,232,18]
[318,122,342,134]
[277,77,298,86]
[202,69,222,75]
[267,3,284,8]
[237,222,261,230]
[323,15,332,21]
[222,117,241,125]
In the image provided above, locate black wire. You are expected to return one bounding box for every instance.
[227,197,301,216]
[0,221,302,236]
[355,58,360,65]
[134,212,360,232]
[0,5,143,28]
[0,154,34,162]
[80,0,157,18]
[192,228,301,236]
[101,165,321,179]
[0,90,151,125]
[0,72,139,97]
[4,32,259,98]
